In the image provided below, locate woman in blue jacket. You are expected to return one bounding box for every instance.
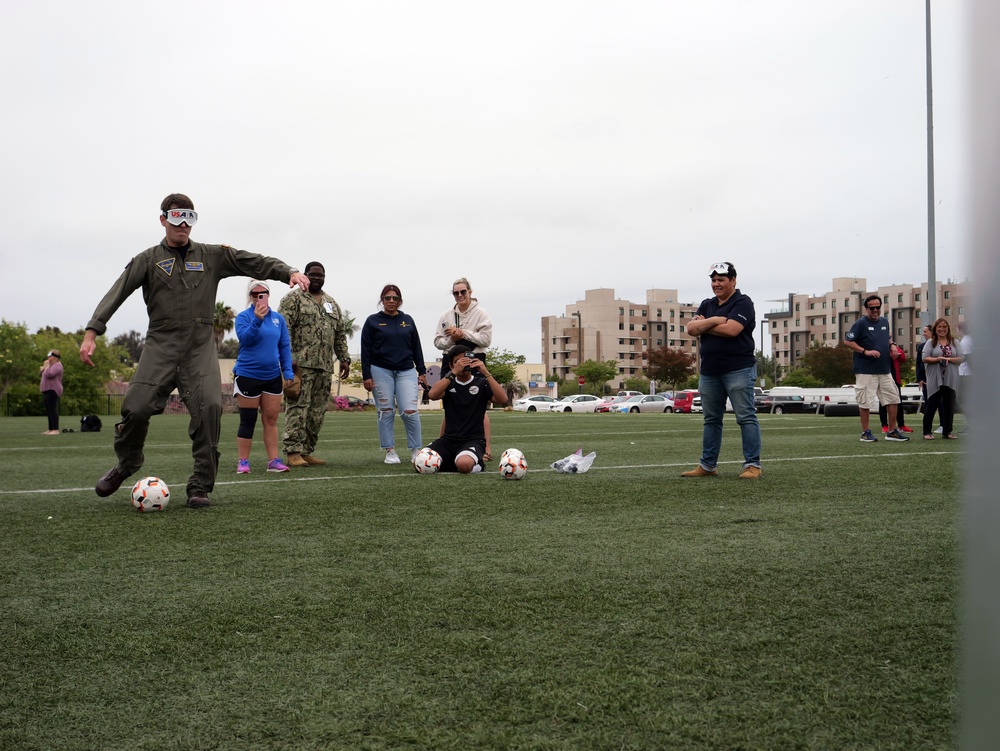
[361,285,428,464]
[234,280,294,473]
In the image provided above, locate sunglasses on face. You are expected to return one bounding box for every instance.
[163,209,198,226]
[452,289,469,297]
[867,305,881,311]
[383,295,401,302]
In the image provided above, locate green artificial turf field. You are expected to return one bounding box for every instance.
[0,411,960,750]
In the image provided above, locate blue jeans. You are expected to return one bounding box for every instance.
[371,365,423,450]
[697,365,761,470]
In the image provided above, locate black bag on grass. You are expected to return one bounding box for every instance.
[80,415,103,432]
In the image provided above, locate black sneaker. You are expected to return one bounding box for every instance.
[885,429,910,442]
[186,494,211,508]
[95,466,129,497]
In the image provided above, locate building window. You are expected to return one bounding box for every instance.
[641,310,647,317]
[944,291,951,299]
[783,321,787,328]
[898,328,904,336]
[810,303,815,310]
[822,302,827,309]
[832,299,836,308]
[629,309,634,317]
[916,293,921,301]
[629,324,635,331]
[618,338,624,345]
[831,332,837,340]
[670,325,675,332]
[795,303,800,311]
[945,307,951,316]
[959,307,965,315]
[619,323,624,330]
[619,308,624,315]
[897,311,904,319]
[656,339,662,346]
[897,294,903,303]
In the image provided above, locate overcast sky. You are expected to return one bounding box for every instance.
[1,0,968,362]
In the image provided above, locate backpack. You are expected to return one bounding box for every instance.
[80,415,103,432]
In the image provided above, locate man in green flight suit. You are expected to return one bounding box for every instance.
[279,261,351,467]
[79,193,309,508]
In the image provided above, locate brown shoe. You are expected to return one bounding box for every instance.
[680,466,718,478]
[301,455,326,466]
[286,453,309,468]
[738,466,763,479]
[186,494,210,508]
[95,466,130,497]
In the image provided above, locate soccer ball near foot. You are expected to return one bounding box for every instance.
[413,448,442,474]
[498,448,528,480]
[131,477,170,512]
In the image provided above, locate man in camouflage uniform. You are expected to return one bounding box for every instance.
[279,261,351,467]
[79,193,309,507]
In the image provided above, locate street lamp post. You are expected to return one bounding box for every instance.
[572,311,583,393]
[573,311,583,364]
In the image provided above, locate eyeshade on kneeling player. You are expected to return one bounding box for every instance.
[424,345,507,473]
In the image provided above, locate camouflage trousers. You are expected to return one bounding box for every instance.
[282,367,332,456]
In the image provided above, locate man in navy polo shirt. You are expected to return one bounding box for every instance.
[681,262,762,479]
[845,294,909,443]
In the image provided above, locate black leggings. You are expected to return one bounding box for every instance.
[43,390,60,431]
[923,386,956,436]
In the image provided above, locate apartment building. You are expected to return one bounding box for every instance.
[541,288,700,389]
[764,277,969,371]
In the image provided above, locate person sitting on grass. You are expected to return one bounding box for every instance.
[423,345,507,473]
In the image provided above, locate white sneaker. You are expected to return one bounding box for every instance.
[411,448,421,463]
[935,426,944,434]
[384,449,401,464]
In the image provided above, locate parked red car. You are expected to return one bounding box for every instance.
[672,390,699,413]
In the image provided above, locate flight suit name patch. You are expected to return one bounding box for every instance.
[185,262,204,272]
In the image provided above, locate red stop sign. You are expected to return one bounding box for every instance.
[578,376,586,385]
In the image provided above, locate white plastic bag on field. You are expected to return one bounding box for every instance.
[550,448,596,474]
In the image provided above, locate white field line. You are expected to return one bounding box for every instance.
[0,449,964,496]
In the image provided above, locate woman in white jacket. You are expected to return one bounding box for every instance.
[433,277,494,460]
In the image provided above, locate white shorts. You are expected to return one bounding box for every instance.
[854,373,899,411]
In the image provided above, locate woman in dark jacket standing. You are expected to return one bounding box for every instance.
[361,285,428,465]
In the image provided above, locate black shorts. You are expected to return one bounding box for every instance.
[427,435,486,472]
[233,374,283,398]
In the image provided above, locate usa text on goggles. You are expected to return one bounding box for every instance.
[163,209,198,226]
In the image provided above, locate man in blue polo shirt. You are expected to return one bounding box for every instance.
[845,294,909,443]
[681,262,762,479]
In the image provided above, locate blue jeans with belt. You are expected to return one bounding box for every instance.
[697,365,761,471]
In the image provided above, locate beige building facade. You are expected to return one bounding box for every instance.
[541,288,700,390]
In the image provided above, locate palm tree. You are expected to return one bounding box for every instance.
[336,309,361,395]
[213,302,236,351]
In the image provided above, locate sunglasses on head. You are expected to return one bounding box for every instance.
[163,209,198,226]
[452,289,469,297]
[708,263,732,277]
[383,295,401,302]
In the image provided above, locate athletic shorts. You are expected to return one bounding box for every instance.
[233,374,284,398]
[427,435,486,472]
[854,373,899,411]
